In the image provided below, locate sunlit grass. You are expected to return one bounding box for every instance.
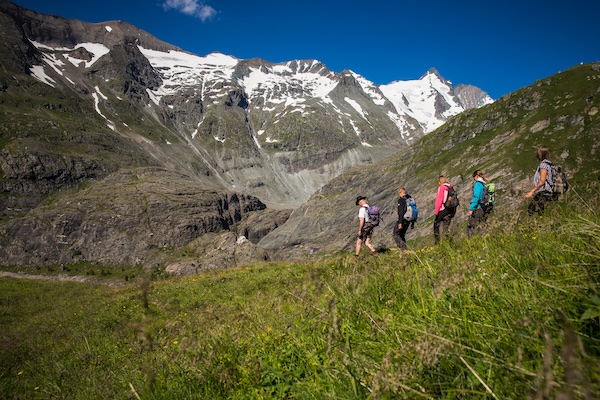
[1,187,599,399]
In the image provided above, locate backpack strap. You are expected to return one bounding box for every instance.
[541,160,554,190]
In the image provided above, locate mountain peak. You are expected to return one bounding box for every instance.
[422,67,442,78]
[420,67,451,86]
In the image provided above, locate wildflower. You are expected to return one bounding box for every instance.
[267,326,273,333]
[173,340,179,345]
[34,387,39,391]
[18,371,23,376]
[532,236,537,240]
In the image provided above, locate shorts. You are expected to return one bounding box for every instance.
[358,226,374,240]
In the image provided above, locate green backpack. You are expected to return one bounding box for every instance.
[479,182,495,213]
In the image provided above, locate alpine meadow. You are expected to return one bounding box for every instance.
[1,1,600,399]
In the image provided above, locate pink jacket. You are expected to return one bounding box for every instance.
[434,183,451,215]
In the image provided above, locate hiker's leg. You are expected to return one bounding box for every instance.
[529,192,551,215]
[474,208,485,234]
[466,216,474,237]
[527,200,537,215]
[398,222,409,250]
[442,218,450,238]
[437,209,452,241]
[433,217,441,244]
[365,237,376,252]
[392,221,402,247]
[467,209,484,237]
[355,236,362,256]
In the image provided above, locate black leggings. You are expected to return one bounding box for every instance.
[393,220,410,249]
[466,208,487,238]
[433,208,454,244]
[528,192,555,215]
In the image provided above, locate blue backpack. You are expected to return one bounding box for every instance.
[403,197,419,222]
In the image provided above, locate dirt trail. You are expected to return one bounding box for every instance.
[0,271,130,287]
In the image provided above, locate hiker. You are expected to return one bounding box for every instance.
[433,176,457,244]
[466,169,489,237]
[355,195,379,258]
[524,146,554,215]
[393,187,410,250]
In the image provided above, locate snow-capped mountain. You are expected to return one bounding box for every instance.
[380,68,493,133]
[1,1,492,208]
[30,40,492,142]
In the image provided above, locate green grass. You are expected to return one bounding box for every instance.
[1,186,599,399]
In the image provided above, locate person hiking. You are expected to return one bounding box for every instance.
[433,176,457,244]
[355,195,379,259]
[393,187,414,250]
[466,169,489,237]
[524,146,554,215]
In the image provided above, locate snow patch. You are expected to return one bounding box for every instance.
[344,97,367,120]
[30,65,55,87]
[252,135,261,149]
[95,86,108,100]
[30,40,110,68]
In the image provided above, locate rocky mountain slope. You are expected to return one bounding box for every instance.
[0,1,493,271]
[0,1,491,208]
[258,62,600,257]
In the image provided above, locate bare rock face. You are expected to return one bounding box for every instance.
[238,209,293,243]
[0,168,270,267]
[0,149,114,219]
[454,84,493,109]
[164,232,270,275]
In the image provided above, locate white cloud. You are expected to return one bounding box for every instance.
[163,0,217,22]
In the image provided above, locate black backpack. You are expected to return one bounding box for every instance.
[444,185,460,209]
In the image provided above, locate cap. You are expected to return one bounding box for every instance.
[355,195,367,205]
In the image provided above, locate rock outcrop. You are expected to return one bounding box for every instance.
[0,168,275,268]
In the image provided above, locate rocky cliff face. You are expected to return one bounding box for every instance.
[0,168,272,269]
[0,149,113,219]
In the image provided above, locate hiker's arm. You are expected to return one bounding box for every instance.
[398,198,406,227]
[525,169,547,198]
[358,217,364,234]
[434,187,444,214]
[469,182,483,212]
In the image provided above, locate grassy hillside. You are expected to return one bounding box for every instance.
[2,185,599,399]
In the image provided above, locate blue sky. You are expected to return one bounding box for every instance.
[12,0,600,99]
